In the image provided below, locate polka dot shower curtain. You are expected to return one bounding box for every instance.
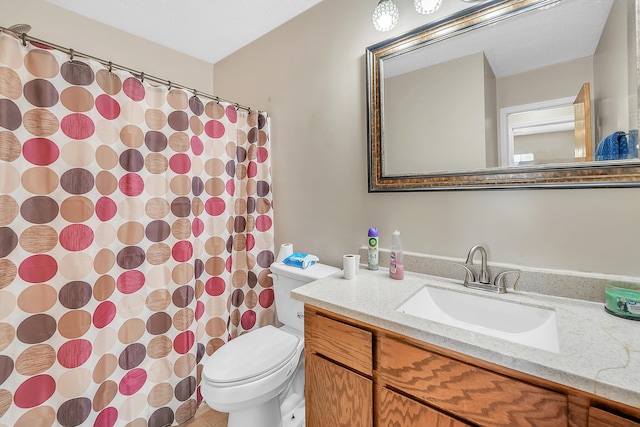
[0,33,276,426]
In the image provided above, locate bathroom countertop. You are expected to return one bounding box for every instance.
[291,267,640,409]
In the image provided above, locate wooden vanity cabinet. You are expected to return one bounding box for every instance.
[589,407,640,427]
[304,306,374,427]
[377,385,472,426]
[304,305,640,427]
[376,334,567,426]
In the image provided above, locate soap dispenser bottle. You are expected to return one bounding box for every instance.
[389,230,404,280]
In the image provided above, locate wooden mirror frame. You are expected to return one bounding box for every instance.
[366,0,640,191]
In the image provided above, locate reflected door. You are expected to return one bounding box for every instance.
[573,82,592,161]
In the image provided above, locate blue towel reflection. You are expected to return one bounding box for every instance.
[596,131,638,160]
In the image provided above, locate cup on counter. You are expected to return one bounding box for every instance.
[343,254,360,280]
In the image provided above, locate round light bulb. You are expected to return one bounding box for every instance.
[373,0,399,32]
[414,0,443,14]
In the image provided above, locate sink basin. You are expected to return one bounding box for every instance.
[397,285,560,353]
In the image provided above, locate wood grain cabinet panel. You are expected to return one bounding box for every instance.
[589,407,640,427]
[303,305,640,427]
[377,336,568,427]
[306,352,373,427]
[304,309,373,375]
[377,386,472,427]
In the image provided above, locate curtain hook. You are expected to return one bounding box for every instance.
[193,89,197,97]
[234,103,240,111]
[140,72,145,82]
[69,48,74,62]
[168,81,172,90]
[215,97,220,105]
[108,61,113,73]
[21,32,26,47]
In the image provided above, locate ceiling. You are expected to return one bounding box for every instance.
[384,0,614,78]
[47,0,325,64]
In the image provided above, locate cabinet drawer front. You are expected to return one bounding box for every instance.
[305,310,373,375]
[306,352,373,427]
[589,407,640,427]
[377,386,472,427]
[377,337,568,427]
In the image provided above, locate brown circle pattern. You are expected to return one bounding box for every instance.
[0,33,274,426]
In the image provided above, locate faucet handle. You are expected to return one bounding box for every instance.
[454,263,476,285]
[494,270,520,292]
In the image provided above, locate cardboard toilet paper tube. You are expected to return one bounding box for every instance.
[275,243,294,262]
[343,254,357,280]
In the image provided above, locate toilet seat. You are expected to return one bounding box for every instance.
[203,325,301,387]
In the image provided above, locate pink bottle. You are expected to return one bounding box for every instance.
[389,230,404,280]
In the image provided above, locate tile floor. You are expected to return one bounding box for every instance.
[179,403,228,427]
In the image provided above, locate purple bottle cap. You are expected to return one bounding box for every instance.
[368,227,378,237]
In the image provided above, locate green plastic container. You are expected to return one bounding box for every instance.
[604,286,640,320]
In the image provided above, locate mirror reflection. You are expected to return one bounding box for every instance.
[368,0,640,190]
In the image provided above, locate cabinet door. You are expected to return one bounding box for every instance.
[377,386,471,427]
[306,352,373,427]
[589,407,640,427]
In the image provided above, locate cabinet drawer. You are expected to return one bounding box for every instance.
[305,308,373,375]
[589,407,640,427]
[377,386,472,427]
[377,336,568,427]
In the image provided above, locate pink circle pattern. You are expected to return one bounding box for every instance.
[0,34,275,426]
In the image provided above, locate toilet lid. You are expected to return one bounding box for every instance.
[203,325,300,384]
[270,262,341,282]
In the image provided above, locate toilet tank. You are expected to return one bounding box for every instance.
[269,262,340,332]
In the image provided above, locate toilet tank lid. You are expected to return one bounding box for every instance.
[204,325,299,384]
[269,262,340,281]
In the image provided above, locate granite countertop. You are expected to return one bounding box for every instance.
[291,266,640,409]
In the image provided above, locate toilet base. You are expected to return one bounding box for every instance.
[223,395,306,427]
[281,398,305,427]
[227,395,282,427]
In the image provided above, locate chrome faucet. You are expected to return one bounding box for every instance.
[465,245,490,284]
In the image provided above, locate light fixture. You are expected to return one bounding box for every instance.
[414,0,444,14]
[372,0,399,32]
[372,0,448,31]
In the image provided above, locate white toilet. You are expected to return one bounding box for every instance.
[201,261,340,427]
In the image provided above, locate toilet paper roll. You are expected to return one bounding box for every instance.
[345,253,361,274]
[343,254,357,280]
[275,243,294,262]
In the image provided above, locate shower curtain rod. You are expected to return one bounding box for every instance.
[0,25,259,113]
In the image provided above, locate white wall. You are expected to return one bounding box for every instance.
[384,52,487,174]
[484,54,498,168]
[594,0,637,139]
[213,0,640,277]
[496,57,593,116]
[514,131,576,164]
[3,0,213,93]
[4,0,640,277]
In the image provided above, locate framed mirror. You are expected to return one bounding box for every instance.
[366,0,640,191]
